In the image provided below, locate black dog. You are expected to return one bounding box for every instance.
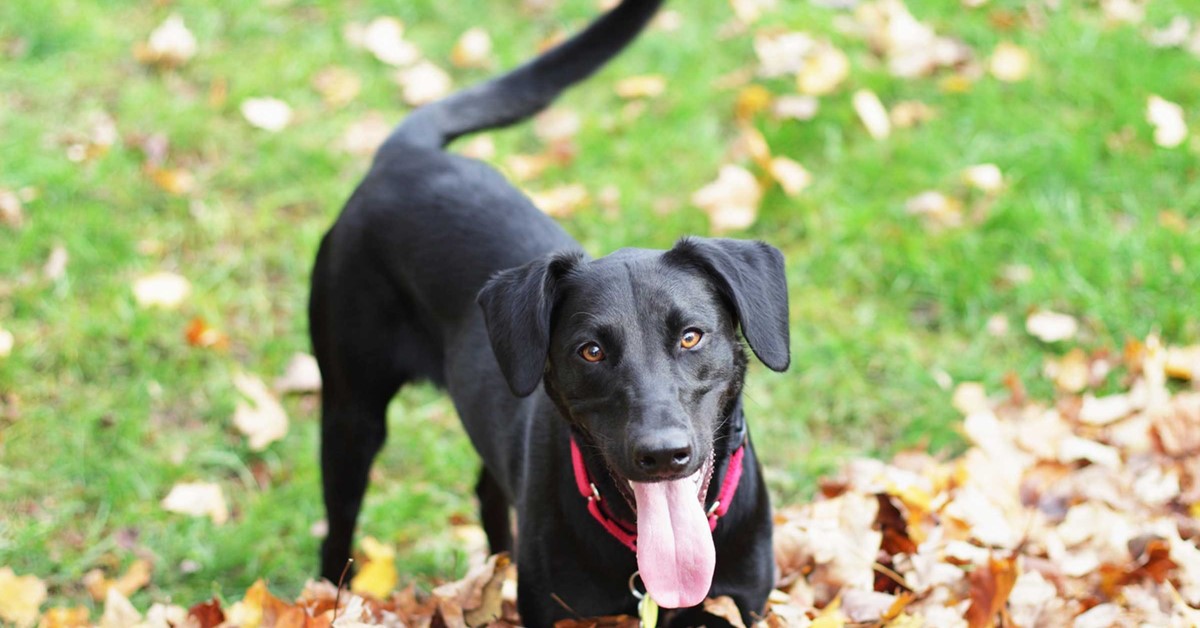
[310,1,789,624]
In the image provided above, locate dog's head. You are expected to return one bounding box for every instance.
[477,237,789,484]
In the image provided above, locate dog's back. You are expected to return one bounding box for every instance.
[310,0,664,585]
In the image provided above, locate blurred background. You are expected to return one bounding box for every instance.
[1,0,1198,611]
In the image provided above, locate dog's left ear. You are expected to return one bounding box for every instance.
[477,250,582,397]
[665,237,790,372]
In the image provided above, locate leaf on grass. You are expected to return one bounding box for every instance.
[853,89,891,140]
[340,113,392,157]
[0,188,24,228]
[529,184,590,218]
[0,568,46,628]
[963,554,1017,628]
[1078,393,1134,426]
[185,317,229,350]
[351,537,398,599]
[149,167,196,196]
[772,94,819,121]
[232,372,289,451]
[889,100,935,128]
[1101,0,1144,24]
[905,190,962,230]
[313,66,362,108]
[276,353,322,395]
[161,481,229,525]
[1165,345,1200,380]
[1147,95,1188,148]
[362,17,420,67]
[988,42,1031,82]
[961,163,1003,194]
[1025,310,1078,343]
[768,157,812,196]
[735,85,773,121]
[241,97,293,132]
[614,74,666,99]
[0,327,12,359]
[797,44,849,95]
[533,108,581,144]
[38,606,90,628]
[432,553,510,626]
[83,559,153,602]
[753,31,814,78]
[396,60,453,106]
[134,15,197,68]
[452,27,493,69]
[729,0,778,24]
[188,598,226,628]
[691,165,762,234]
[132,271,191,309]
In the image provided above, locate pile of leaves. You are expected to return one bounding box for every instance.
[6,333,1199,626]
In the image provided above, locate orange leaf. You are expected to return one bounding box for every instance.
[188,598,225,628]
[964,555,1018,628]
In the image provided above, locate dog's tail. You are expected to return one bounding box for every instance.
[384,0,664,150]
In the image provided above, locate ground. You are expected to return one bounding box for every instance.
[0,0,1198,614]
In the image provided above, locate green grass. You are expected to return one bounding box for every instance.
[1,0,1198,612]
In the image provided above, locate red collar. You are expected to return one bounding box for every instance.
[569,435,746,553]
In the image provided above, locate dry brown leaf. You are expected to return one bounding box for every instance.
[852,89,891,140]
[0,188,23,228]
[232,372,289,451]
[83,559,153,602]
[452,27,493,68]
[614,74,666,99]
[702,596,746,628]
[362,17,419,67]
[241,97,293,132]
[1165,344,1200,380]
[185,317,229,350]
[964,554,1017,628]
[952,382,989,416]
[99,588,141,628]
[38,606,90,628]
[396,60,453,106]
[132,271,191,309]
[161,481,229,525]
[692,165,762,233]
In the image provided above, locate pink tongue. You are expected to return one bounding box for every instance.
[631,476,716,608]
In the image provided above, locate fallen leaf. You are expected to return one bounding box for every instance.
[1101,0,1144,24]
[38,607,90,628]
[735,85,773,121]
[161,481,229,525]
[614,74,666,99]
[135,15,197,68]
[702,596,746,628]
[185,317,229,350]
[232,372,289,451]
[952,382,990,416]
[1165,345,1200,380]
[533,108,581,144]
[0,568,46,628]
[753,31,814,78]
[396,60,453,106]
[241,97,293,132]
[340,113,393,157]
[363,17,419,67]
[1147,95,1188,148]
[1147,16,1192,48]
[692,165,762,233]
[83,558,153,601]
[149,167,195,196]
[905,190,962,230]
[889,100,935,128]
[853,89,891,140]
[351,537,398,599]
[772,94,819,121]
[1,188,25,228]
[276,353,322,395]
[988,42,1031,82]
[458,135,496,161]
[768,157,812,196]
[451,27,493,68]
[1078,393,1133,425]
[99,588,141,628]
[797,44,849,95]
[0,327,12,359]
[432,553,510,627]
[187,598,225,628]
[42,244,69,281]
[132,271,191,309]
[1025,310,1078,342]
[730,0,778,24]
[964,555,1017,628]
[529,184,590,218]
[313,66,362,108]
[961,163,1003,194]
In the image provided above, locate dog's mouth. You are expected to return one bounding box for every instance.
[611,452,717,610]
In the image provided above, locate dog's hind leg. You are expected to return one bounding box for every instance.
[310,232,443,582]
[475,467,513,554]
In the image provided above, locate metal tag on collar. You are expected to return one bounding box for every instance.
[629,571,659,628]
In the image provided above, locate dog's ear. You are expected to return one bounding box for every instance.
[665,237,790,372]
[477,251,582,397]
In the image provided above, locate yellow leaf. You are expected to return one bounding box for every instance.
[811,595,846,628]
[149,167,195,196]
[83,559,152,601]
[735,85,773,121]
[0,568,46,628]
[38,606,90,628]
[614,74,666,99]
[351,536,397,598]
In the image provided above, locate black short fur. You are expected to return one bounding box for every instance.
[309,1,790,625]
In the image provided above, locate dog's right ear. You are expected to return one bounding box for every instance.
[477,251,581,397]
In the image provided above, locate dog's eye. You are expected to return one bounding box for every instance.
[680,329,703,349]
[579,342,606,363]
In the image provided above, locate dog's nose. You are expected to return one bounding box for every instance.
[634,433,692,476]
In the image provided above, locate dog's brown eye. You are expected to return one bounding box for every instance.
[680,329,703,349]
[579,342,605,363]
